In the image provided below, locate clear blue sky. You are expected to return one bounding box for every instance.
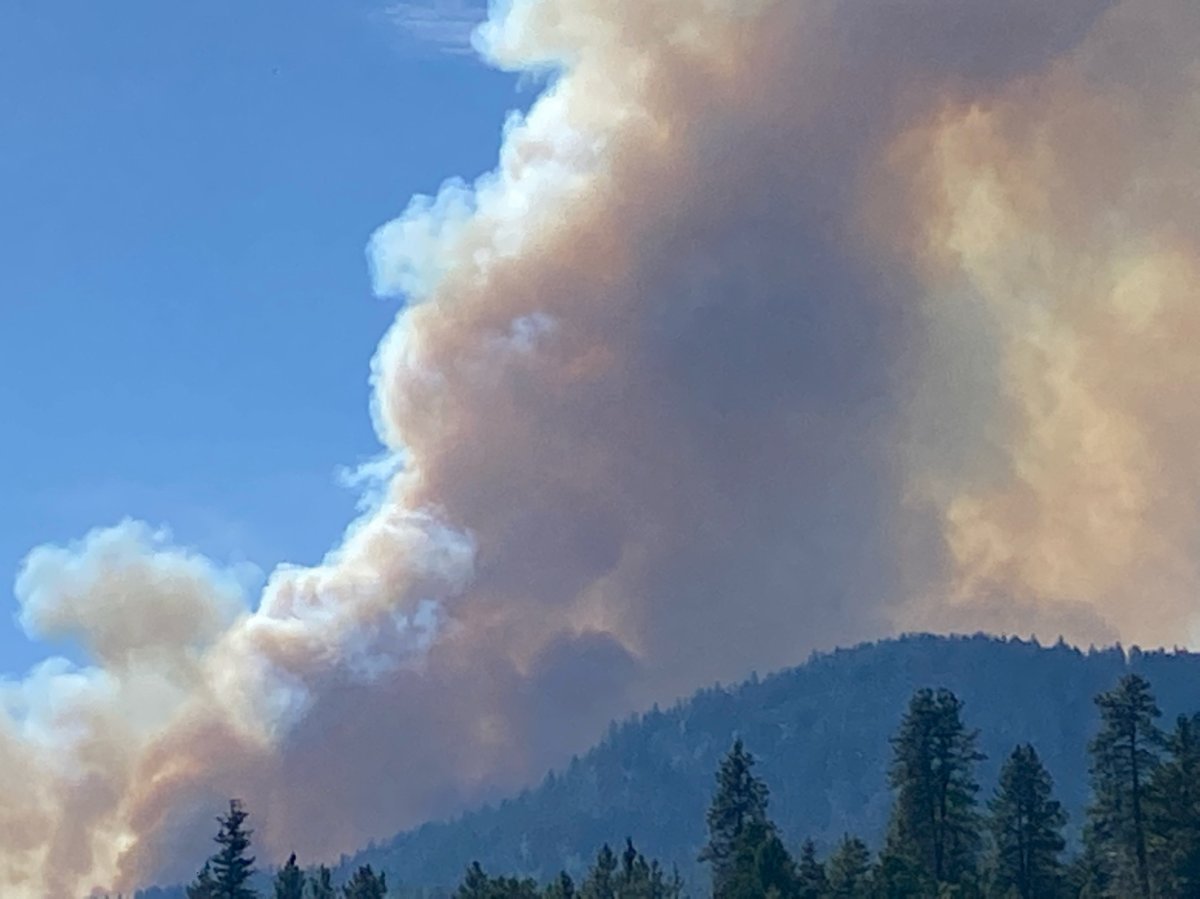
[0,0,520,672]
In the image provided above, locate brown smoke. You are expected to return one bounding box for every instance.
[2,0,1198,894]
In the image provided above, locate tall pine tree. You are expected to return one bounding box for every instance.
[455,862,493,899]
[190,800,257,899]
[273,853,304,899]
[544,871,577,899]
[580,844,618,899]
[307,865,336,899]
[988,744,1066,899]
[1147,712,1200,896]
[341,864,387,899]
[614,838,683,899]
[826,835,871,898]
[795,838,828,899]
[1086,673,1162,898]
[187,862,216,899]
[724,820,798,898]
[700,738,772,896]
[884,687,984,889]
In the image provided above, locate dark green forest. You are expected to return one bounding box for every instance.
[134,635,1200,898]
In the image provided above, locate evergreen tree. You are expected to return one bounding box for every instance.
[884,688,984,889]
[795,839,827,899]
[580,844,617,899]
[872,846,933,899]
[342,864,387,899]
[1064,839,1110,899]
[825,835,871,898]
[274,854,305,899]
[307,866,336,899]
[700,739,772,895]
[187,862,217,899]
[663,866,685,899]
[188,800,257,899]
[725,821,797,898]
[1147,713,1200,896]
[1086,673,1162,897]
[544,871,576,899]
[456,862,492,899]
[489,874,540,898]
[613,838,682,899]
[210,799,257,899]
[619,838,651,897]
[988,744,1066,899]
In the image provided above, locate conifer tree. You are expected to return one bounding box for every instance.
[580,844,617,899]
[456,862,492,899]
[1087,673,1162,897]
[497,875,541,898]
[988,744,1066,899]
[1064,841,1110,899]
[188,800,257,899]
[884,688,984,889]
[725,820,798,898]
[1147,712,1200,896]
[544,871,576,899]
[613,838,682,899]
[210,799,257,899]
[619,838,651,895]
[187,861,217,899]
[700,739,772,895]
[307,865,336,899]
[274,853,304,899]
[826,835,871,898]
[795,839,827,899]
[341,864,387,899]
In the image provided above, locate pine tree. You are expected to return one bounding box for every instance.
[619,838,651,897]
[188,862,217,899]
[580,844,617,899]
[455,862,492,899]
[341,864,387,899]
[873,845,932,899]
[494,875,540,898]
[307,865,336,899]
[988,744,1066,899]
[700,739,772,895]
[613,838,681,899]
[544,871,576,899]
[274,853,305,899]
[824,835,871,898]
[1147,713,1200,895]
[1064,842,1110,899]
[209,799,257,899]
[884,688,984,889]
[795,839,827,899]
[1087,673,1162,897]
[726,821,797,898]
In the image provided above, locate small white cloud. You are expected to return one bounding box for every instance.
[382,0,489,57]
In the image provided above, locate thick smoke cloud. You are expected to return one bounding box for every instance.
[2,0,1198,894]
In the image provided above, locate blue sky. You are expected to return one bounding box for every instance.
[0,0,521,672]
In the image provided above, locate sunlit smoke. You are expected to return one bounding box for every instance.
[2,0,1198,895]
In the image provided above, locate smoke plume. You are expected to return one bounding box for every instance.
[4,0,1199,894]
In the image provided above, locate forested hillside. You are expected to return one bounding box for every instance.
[322,634,1200,890]
[139,634,1200,897]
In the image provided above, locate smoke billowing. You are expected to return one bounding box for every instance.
[4,0,1200,894]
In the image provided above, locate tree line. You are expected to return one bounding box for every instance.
[695,673,1200,898]
[168,671,1200,898]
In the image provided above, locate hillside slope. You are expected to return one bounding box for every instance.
[321,634,1200,890]
[140,633,1200,897]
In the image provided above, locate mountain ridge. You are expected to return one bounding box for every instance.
[141,633,1200,896]
[326,633,1200,890]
